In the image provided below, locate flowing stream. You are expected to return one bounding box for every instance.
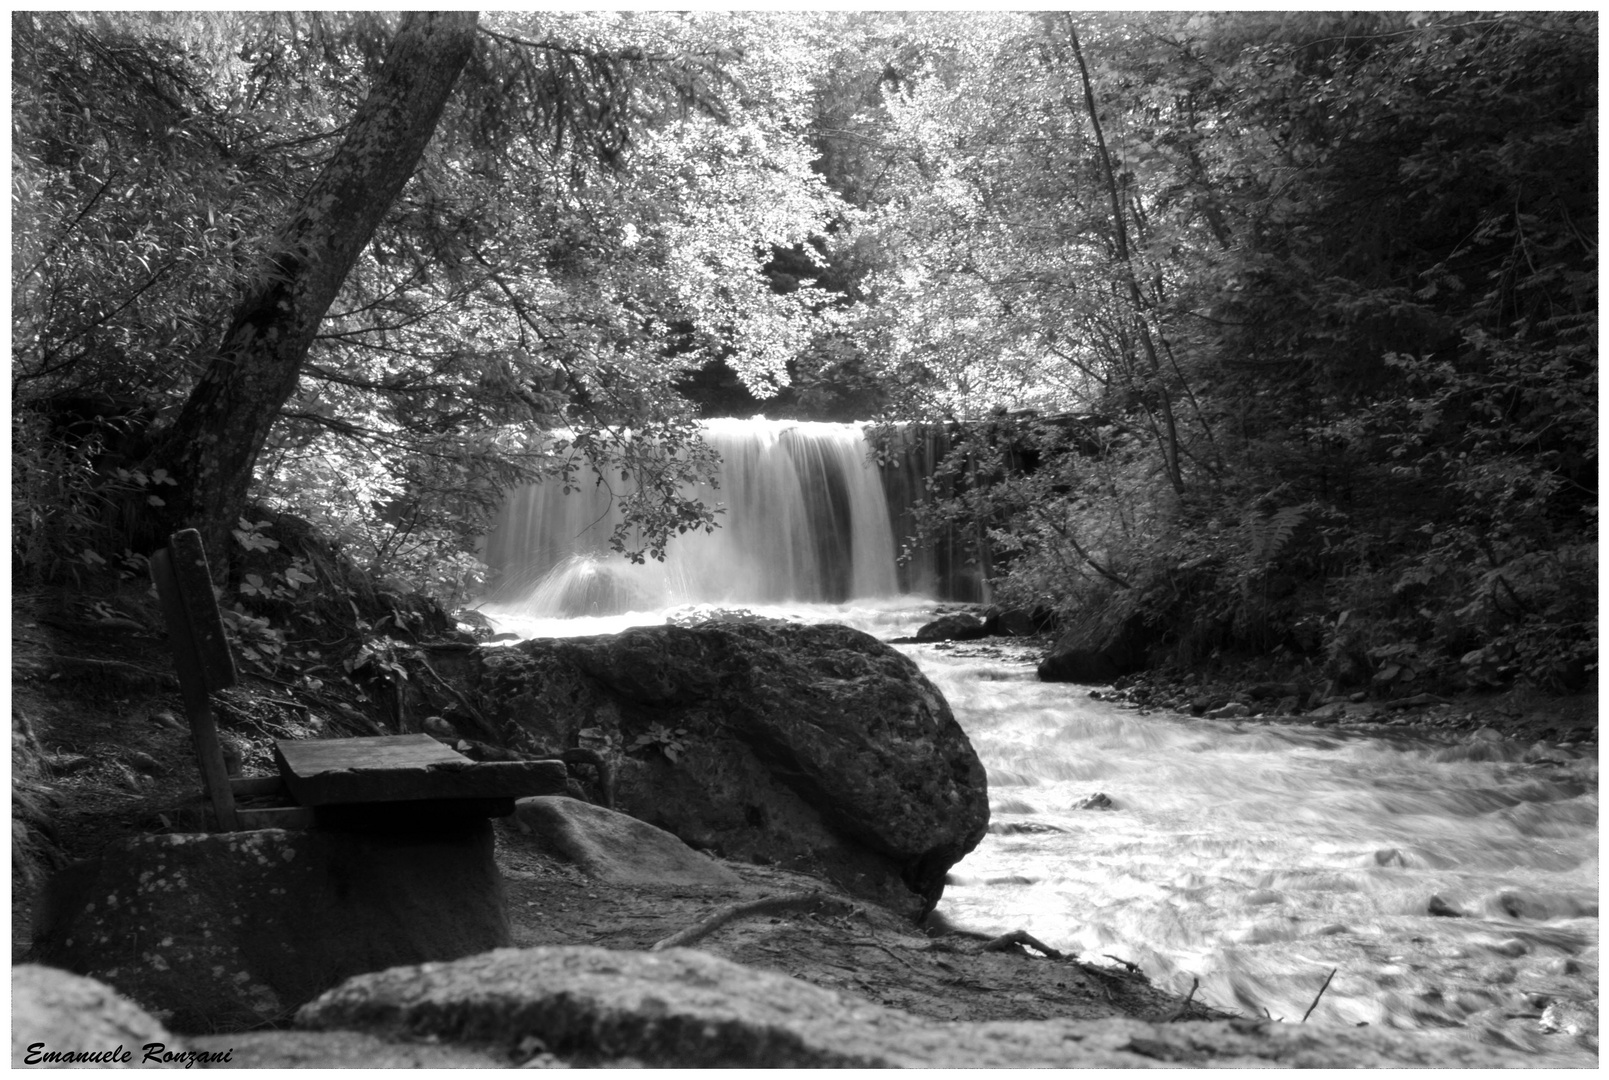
[483,601,1598,1065]
[914,636,1598,1063]
[479,420,1597,1064]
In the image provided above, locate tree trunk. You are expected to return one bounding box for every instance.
[1064,18,1187,499]
[151,11,479,563]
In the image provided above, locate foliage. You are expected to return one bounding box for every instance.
[10,12,1595,692]
[627,723,690,764]
[853,12,1595,689]
[12,11,843,596]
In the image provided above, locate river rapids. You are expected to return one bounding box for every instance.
[481,600,1598,1066]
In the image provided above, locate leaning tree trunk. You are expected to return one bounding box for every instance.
[150,11,478,563]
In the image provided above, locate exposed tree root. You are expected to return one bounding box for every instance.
[1166,977,1200,1022]
[982,929,1065,959]
[852,938,917,969]
[42,653,177,688]
[558,747,615,809]
[650,892,856,952]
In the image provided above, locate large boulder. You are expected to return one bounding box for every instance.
[11,964,192,1068]
[32,822,509,1032]
[1037,603,1156,684]
[295,945,1532,1069]
[426,621,988,916]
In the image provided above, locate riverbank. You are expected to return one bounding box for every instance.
[1090,659,1597,755]
[8,590,1218,1057]
[909,610,1596,754]
[12,591,1594,1066]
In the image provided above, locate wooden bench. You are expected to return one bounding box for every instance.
[152,529,562,831]
[274,733,564,829]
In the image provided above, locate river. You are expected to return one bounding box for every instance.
[482,600,1598,1065]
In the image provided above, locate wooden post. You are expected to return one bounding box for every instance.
[151,529,240,832]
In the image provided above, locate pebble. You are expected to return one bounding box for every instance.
[127,751,162,775]
[1540,999,1599,1037]
[48,753,94,775]
[149,709,185,731]
[1524,742,1575,765]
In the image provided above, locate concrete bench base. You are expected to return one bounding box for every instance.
[33,822,508,1033]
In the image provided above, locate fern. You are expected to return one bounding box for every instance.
[1247,504,1309,566]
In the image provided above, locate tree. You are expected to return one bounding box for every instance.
[14,11,842,587]
[148,12,479,562]
[836,10,1593,681]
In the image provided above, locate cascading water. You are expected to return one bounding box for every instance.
[482,418,951,616]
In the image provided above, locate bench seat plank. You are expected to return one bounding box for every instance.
[274,734,568,807]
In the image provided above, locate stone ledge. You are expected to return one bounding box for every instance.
[298,945,1534,1069]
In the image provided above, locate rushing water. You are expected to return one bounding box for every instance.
[482,601,1599,1065]
[480,419,1595,1063]
[915,639,1599,1064]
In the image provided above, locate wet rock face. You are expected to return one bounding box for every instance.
[449,622,989,916]
[296,946,1535,1069]
[32,824,508,1032]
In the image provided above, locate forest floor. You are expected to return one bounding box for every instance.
[10,585,1223,1048]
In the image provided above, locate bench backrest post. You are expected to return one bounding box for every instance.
[150,529,240,832]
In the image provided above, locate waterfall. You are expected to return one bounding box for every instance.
[482,419,927,615]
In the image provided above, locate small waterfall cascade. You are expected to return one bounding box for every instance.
[482,418,912,615]
[876,423,993,603]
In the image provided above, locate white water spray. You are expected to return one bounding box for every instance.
[482,419,905,615]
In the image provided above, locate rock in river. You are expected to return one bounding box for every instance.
[426,621,989,916]
[914,611,987,642]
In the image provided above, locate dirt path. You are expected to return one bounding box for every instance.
[491,819,1209,1028]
